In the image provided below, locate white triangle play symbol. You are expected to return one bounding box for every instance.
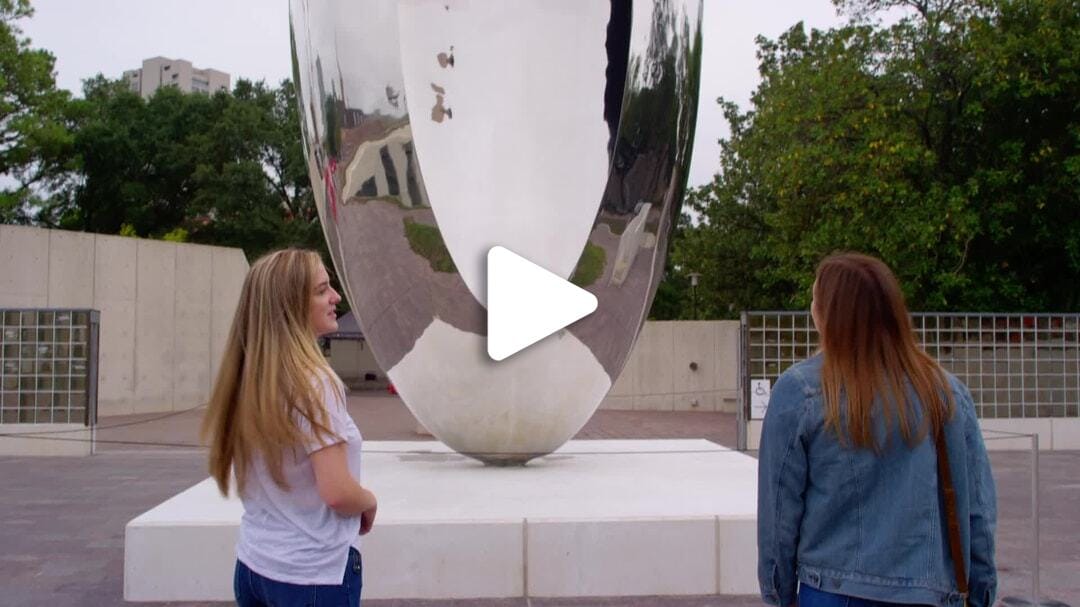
[487,246,598,361]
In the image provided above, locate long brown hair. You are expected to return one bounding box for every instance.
[201,249,343,496]
[814,253,953,450]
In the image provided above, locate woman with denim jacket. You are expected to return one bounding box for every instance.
[757,253,997,607]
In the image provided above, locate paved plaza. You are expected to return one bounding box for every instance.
[1,392,1077,606]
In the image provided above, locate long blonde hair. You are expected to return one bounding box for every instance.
[201,248,342,496]
[815,253,953,451]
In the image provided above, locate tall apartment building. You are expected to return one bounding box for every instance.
[123,57,230,99]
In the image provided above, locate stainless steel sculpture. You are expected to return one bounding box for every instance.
[290,0,703,464]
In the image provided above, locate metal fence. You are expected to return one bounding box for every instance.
[738,311,1080,448]
[0,309,100,426]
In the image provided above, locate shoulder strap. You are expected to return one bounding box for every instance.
[933,426,969,597]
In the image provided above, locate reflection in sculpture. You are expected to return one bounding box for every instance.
[290,0,703,464]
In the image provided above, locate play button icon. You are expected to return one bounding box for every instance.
[486,246,598,361]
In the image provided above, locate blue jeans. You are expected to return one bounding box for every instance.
[234,547,362,607]
[800,584,931,607]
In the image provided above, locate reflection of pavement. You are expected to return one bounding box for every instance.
[571,203,667,381]
[570,150,682,382]
[610,202,655,286]
[335,198,482,372]
[332,188,664,385]
[3,398,1077,606]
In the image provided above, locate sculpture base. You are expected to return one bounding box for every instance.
[476,454,542,466]
[124,439,759,602]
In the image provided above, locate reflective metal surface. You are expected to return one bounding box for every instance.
[290,0,703,464]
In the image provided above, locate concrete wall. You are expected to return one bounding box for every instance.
[0,225,249,417]
[0,424,92,456]
[600,320,741,413]
[322,319,743,410]
[328,339,385,387]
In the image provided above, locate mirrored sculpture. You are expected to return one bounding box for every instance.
[290,0,703,464]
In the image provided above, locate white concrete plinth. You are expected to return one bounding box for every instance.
[0,424,92,456]
[124,439,759,602]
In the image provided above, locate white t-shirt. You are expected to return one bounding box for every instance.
[235,371,364,585]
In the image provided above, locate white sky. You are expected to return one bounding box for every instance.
[19,0,850,187]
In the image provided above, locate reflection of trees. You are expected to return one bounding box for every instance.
[571,242,607,287]
[604,1,632,153]
[603,0,701,216]
[324,93,342,159]
[578,0,701,378]
[403,217,456,273]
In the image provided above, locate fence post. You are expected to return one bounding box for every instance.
[737,311,748,451]
[87,310,100,455]
[1031,432,1040,603]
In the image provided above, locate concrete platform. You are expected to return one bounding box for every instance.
[125,439,759,602]
[0,423,93,456]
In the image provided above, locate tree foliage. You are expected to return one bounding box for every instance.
[0,0,73,222]
[36,77,321,260]
[1,0,321,261]
[6,0,1078,316]
[665,0,1080,316]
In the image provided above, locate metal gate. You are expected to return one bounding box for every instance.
[0,309,100,427]
[738,311,1080,449]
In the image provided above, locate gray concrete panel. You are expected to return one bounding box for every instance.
[599,320,741,412]
[46,230,95,307]
[608,347,636,397]
[95,298,136,415]
[173,244,213,408]
[716,322,740,392]
[673,321,720,394]
[0,225,49,307]
[716,321,741,411]
[94,235,138,416]
[3,227,249,421]
[633,321,675,409]
[210,248,248,383]
[0,424,92,456]
[93,234,137,301]
[134,240,176,413]
[673,390,720,413]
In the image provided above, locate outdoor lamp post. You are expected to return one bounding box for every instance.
[688,272,701,320]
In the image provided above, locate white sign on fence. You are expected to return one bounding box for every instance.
[750,379,771,420]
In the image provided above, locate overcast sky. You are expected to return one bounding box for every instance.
[19,1,850,187]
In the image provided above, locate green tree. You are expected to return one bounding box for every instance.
[679,0,1080,315]
[40,77,320,260]
[0,0,73,222]
[183,79,321,257]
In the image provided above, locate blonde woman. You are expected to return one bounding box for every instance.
[757,253,996,607]
[202,248,376,607]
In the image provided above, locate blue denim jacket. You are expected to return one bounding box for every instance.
[757,354,997,607]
